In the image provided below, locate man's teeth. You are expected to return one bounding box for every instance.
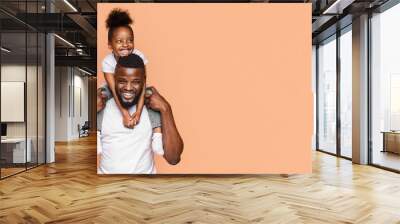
[123,93,134,98]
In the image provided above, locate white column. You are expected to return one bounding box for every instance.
[46,1,55,163]
[46,33,55,163]
[352,14,369,164]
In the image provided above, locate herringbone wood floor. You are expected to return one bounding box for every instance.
[1,135,400,224]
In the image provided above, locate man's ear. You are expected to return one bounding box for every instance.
[108,42,112,50]
[142,67,147,82]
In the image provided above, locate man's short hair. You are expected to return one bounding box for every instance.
[117,54,145,69]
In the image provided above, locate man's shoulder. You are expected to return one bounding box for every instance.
[104,98,117,112]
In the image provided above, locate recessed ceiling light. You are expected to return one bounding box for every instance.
[77,67,93,76]
[1,47,11,53]
[322,0,355,15]
[63,0,78,12]
[54,34,75,48]
[77,67,93,75]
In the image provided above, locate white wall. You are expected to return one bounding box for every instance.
[1,65,39,138]
[54,67,89,141]
[1,65,26,140]
[70,71,89,139]
[74,70,89,139]
[55,66,69,141]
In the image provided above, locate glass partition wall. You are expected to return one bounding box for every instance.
[316,26,352,159]
[0,1,46,179]
[316,0,400,172]
[370,3,400,171]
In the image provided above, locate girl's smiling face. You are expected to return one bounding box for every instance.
[108,26,134,57]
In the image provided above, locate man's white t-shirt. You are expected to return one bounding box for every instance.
[98,98,164,174]
[102,49,148,74]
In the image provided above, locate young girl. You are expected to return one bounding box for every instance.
[102,8,147,129]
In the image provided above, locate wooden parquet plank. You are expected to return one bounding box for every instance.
[0,135,400,223]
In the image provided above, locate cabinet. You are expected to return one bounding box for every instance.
[382,132,400,154]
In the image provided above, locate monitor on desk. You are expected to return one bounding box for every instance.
[1,123,7,138]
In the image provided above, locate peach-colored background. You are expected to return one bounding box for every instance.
[97,3,312,174]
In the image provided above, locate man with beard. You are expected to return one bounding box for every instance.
[98,54,183,174]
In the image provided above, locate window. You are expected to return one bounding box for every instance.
[339,27,352,158]
[370,2,400,171]
[317,35,337,154]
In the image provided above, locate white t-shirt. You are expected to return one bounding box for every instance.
[98,98,164,174]
[102,49,148,74]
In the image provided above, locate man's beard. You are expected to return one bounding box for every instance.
[117,92,139,109]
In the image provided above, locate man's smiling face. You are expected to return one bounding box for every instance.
[114,65,145,109]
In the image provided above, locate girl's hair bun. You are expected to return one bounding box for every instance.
[106,8,133,29]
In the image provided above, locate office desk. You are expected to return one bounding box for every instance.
[381,131,400,154]
[1,138,32,163]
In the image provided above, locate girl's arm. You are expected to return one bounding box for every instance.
[104,72,134,128]
[132,71,146,124]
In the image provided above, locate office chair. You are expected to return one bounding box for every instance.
[79,121,90,138]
